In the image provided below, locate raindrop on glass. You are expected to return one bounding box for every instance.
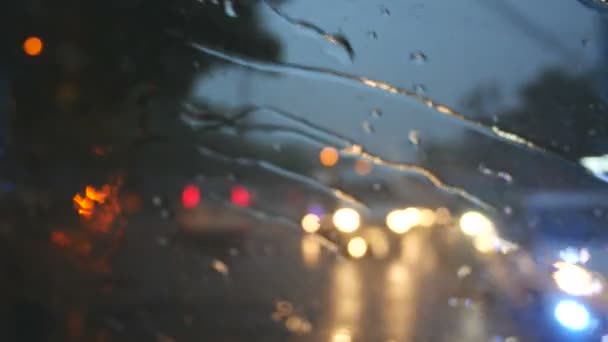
[504,206,513,215]
[379,5,391,16]
[361,121,374,134]
[152,196,163,207]
[224,0,238,18]
[413,84,426,95]
[160,208,170,219]
[273,143,282,152]
[448,297,459,307]
[370,108,382,118]
[582,38,589,47]
[367,31,378,40]
[409,51,427,65]
[372,183,383,191]
[408,130,420,146]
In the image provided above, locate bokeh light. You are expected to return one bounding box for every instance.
[23,36,43,56]
[419,208,435,227]
[386,210,411,234]
[347,237,367,258]
[301,213,321,233]
[332,328,352,342]
[333,208,361,233]
[553,262,603,296]
[182,184,201,208]
[320,147,339,167]
[231,185,251,207]
[554,300,591,331]
[459,211,494,237]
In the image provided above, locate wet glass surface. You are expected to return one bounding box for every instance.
[3,0,608,341]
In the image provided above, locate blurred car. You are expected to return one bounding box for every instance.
[173,178,255,238]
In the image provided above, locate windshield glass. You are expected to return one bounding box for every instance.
[4,0,608,341]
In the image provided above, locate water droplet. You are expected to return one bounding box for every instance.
[361,121,374,134]
[448,297,459,307]
[504,206,513,215]
[408,130,419,146]
[156,236,169,247]
[367,31,378,40]
[372,183,383,191]
[193,60,201,69]
[224,0,238,18]
[370,108,382,118]
[457,265,472,279]
[582,38,589,47]
[413,84,426,95]
[588,129,597,136]
[593,208,603,217]
[152,196,163,207]
[273,143,282,152]
[160,208,170,219]
[409,51,427,65]
[211,259,230,275]
[379,5,391,16]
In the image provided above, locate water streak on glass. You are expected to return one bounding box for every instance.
[262,0,354,63]
[187,42,574,166]
[183,105,495,210]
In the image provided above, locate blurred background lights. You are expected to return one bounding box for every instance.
[419,208,435,227]
[333,208,361,233]
[347,237,367,258]
[459,211,494,236]
[181,184,201,208]
[301,213,321,233]
[553,262,602,296]
[554,300,591,331]
[320,147,339,167]
[332,329,352,342]
[386,210,412,234]
[23,36,43,56]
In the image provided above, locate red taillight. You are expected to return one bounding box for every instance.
[231,185,251,207]
[182,184,201,208]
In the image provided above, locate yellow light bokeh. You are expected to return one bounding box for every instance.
[553,262,602,296]
[347,237,367,258]
[386,210,411,234]
[459,211,494,237]
[301,213,321,233]
[419,208,435,227]
[332,329,352,342]
[23,36,43,56]
[320,147,339,167]
[473,235,497,254]
[333,208,361,233]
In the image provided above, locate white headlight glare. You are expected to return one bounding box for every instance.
[554,299,591,331]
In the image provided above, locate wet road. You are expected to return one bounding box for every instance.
[49,212,527,342]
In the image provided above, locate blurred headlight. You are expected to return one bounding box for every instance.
[553,262,603,297]
[333,208,361,233]
[554,299,592,331]
[459,211,494,237]
[386,208,420,234]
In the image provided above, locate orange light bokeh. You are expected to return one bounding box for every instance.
[319,147,339,167]
[86,185,109,204]
[354,159,372,175]
[51,231,71,248]
[23,36,43,56]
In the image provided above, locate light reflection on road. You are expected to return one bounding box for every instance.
[331,261,362,341]
[383,261,414,341]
